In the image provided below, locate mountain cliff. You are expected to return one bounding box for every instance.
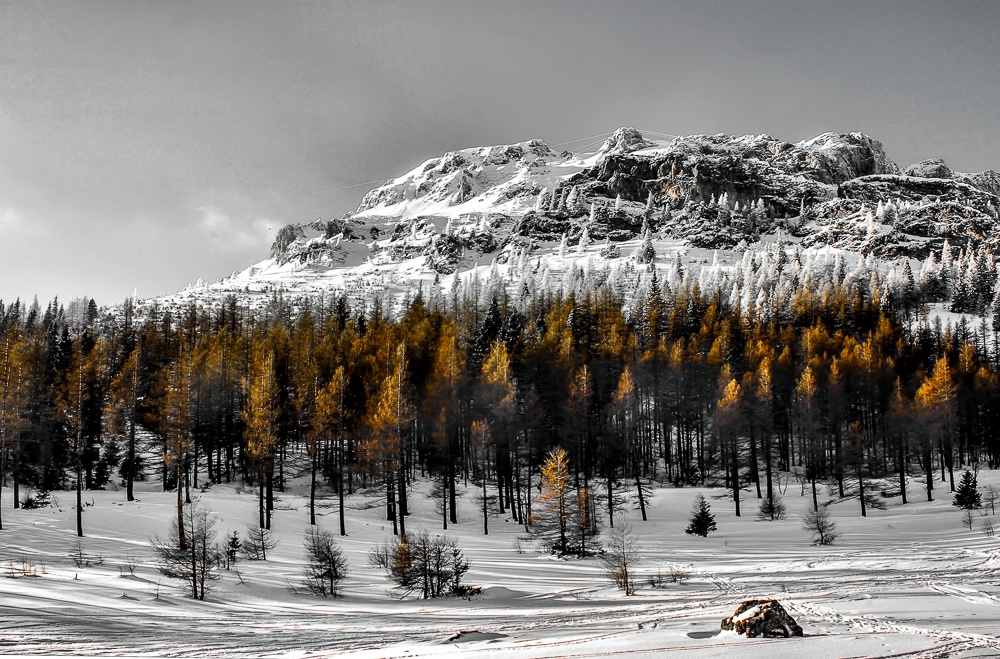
[150,128,1000,312]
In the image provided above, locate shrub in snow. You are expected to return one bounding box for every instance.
[757,496,787,521]
[151,503,221,600]
[302,527,348,598]
[381,531,470,599]
[961,509,976,531]
[802,505,839,546]
[21,490,52,510]
[241,525,278,561]
[69,540,104,568]
[600,521,638,596]
[599,241,621,259]
[984,485,999,515]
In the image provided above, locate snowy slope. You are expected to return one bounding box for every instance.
[3,462,1000,657]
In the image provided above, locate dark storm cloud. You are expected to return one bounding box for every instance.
[1,0,998,304]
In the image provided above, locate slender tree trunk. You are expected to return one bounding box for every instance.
[387,470,398,536]
[606,473,614,528]
[482,476,489,535]
[899,435,907,505]
[265,466,273,529]
[13,441,20,509]
[397,467,407,537]
[442,475,448,530]
[258,476,265,529]
[635,472,647,521]
[309,444,317,526]
[126,417,136,502]
[811,471,818,512]
[176,462,186,549]
[76,462,84,537]
[858,458,867,517]
[0,448,4,529]
[925,444,934,502]
[749,431,761,499]
[448,461,457,525]
[731,432,740,517]
[764,436,774,504]
[338,439,346,536]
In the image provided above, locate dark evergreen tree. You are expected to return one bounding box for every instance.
[953,470,982,510]
[685,494,717,537]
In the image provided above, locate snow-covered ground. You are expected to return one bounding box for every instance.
[3,465,1000,658]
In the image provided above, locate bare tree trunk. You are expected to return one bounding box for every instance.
[258,476,265,529]
[338,436,346,536]
[126,416,136,502]
[176,462,186,549]
[309,443,317,526]
[397,467,407,537]
[635,472,647,521]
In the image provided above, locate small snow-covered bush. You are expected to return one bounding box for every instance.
[803,506,839,545]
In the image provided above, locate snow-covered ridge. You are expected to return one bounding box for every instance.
[144,128,1000,314]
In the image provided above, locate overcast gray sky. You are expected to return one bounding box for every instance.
[2,0,999,305]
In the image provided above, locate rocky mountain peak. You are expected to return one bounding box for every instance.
[153,127,1000,312]
[597,127,656,155]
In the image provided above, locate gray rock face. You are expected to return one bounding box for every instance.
[584,132,897,219]
[839,174,997,208]
[789,131,900,184]
[903,158,953,179]
[721,599,803,638]
[270,127,1000,274]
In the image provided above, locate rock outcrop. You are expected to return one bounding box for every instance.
[597,127,656,156]
[721,599,803,638]
[903,158,953,179]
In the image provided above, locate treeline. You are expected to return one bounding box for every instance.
[1,260,999,537]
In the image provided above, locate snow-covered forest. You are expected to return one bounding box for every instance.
[3,253,1000,654]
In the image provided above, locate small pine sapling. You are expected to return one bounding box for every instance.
[953,470,982,510]
[223,530,242,569]
[685,495,717,537]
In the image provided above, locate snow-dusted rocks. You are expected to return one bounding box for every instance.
[596,126,656,156]
[903,158,953,179]
[140,126,1000,315]
[721,599,804,638]
[792,131,899,183]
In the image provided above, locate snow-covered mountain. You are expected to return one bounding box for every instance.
[147,128,1000,313]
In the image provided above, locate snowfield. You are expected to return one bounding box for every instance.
[3,467,1000,658]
